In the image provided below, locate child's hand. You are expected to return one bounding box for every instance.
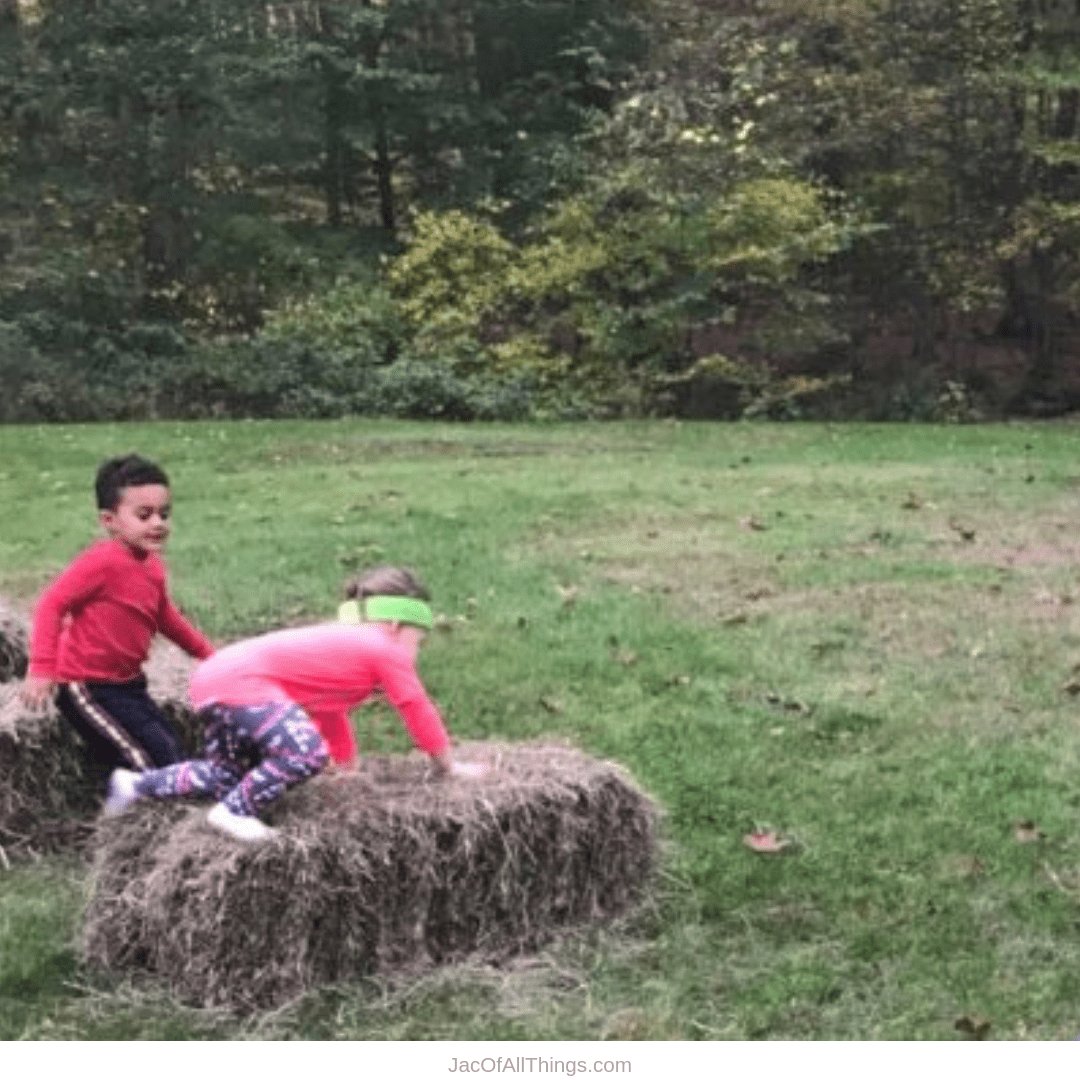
[20,676,55,712]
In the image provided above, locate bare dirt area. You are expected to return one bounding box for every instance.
[539,512,780,624]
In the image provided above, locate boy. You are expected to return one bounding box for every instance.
[22,454,214,775]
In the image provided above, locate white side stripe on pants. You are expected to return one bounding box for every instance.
[66,681,152,770]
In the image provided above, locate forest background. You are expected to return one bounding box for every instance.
[3,0,1080,424]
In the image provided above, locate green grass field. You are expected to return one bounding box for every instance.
[3,418,1080,1040]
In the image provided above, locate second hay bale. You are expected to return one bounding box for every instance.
[0,684,101,852]
[0,642,200,856]
[82,742,661,1012]
[0,599,29,683]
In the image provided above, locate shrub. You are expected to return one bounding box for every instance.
[364,353,536,421]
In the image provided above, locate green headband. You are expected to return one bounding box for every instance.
[338,595,434,631]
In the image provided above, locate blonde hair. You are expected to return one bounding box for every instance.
[346,565,431,602]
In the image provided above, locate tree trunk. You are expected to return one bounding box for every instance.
[372,104,395,232]
[324,72,345,227]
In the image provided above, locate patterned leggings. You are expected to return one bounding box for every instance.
[133,701,330,817]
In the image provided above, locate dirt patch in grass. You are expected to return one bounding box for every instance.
[533,507,1080,736]
[259,434,659,470]
[542,512,779,622]
[948,539,1080,571]
[541,501,1080,623]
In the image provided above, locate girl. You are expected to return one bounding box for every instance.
[104,567,483,842]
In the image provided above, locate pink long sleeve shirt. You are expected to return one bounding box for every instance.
[29,538,214,683]
[188,622,450,765]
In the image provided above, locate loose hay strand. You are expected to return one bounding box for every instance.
[81,741,662,1012]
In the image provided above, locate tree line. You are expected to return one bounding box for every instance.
[1,0,1079,421]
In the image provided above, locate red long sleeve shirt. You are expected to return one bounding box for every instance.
[188,622,450,765]
[29,538,214,683]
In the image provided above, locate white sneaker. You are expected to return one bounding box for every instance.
[102,768,142,816]
[207,802,278,843]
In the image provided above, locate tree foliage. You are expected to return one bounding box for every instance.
[3,0,1080,419]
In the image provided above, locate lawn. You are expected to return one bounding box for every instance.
[2,418,1080,1040]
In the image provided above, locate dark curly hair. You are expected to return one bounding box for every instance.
[95,454,170,511]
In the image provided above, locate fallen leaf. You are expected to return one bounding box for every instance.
[739,515,768,532]
[539,696,565,714]
[554,584,579,607]
[942,854,985,879]
[765,692,810,714]
[901,492,923,510]
[954,1015,992,1040]
[1012,819,1045,844]
[742,831,794,854]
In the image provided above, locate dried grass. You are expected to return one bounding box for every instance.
[0,598,29,682]
[81,741,661,1013]
[0,684,101,855]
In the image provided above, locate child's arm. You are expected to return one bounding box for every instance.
[306,704,357,766]
[380,659,450,757]
[379,650,486,779]
[21,548,105,709]
[157,596,215,660]
[26,548,104,684]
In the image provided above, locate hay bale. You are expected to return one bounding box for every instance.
[0,599,29,683]
[0,599,199,856]
[81,742,661,1012]
[0,653,201,857]
[0,685,103,854]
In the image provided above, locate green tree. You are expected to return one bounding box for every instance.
[701,0,1080,413]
